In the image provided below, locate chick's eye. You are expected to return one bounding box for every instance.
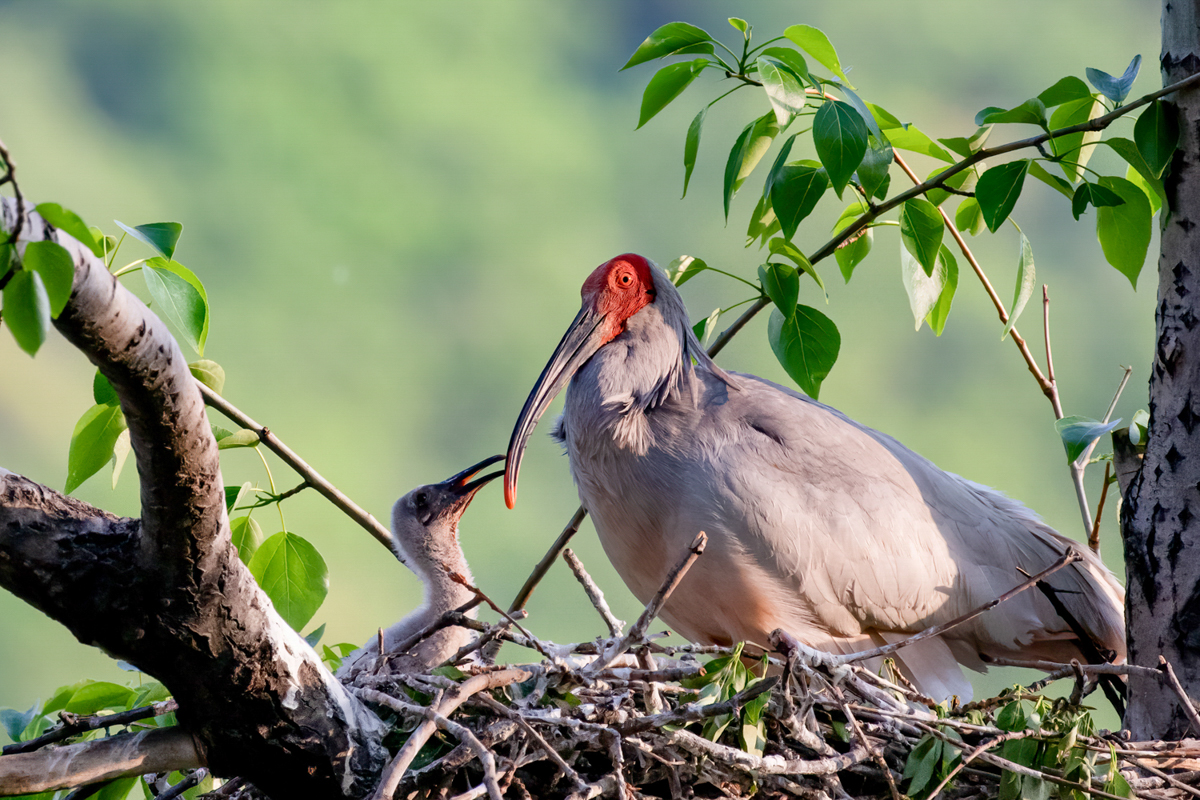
[414,491,428,508]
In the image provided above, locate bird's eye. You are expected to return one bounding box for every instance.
[414,491,428,509]
[619,273,632,286]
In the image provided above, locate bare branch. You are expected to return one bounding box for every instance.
[0,727,200,795]
[562,547,624,636]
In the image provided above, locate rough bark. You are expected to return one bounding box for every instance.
[1122,0,1200,740]
[0,198,387,797]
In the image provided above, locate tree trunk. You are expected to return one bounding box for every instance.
[1122,0,1200,740]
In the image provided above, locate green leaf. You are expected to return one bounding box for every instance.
[724,114,780,220]
[1056,416,1122,464]
[1134,99,1179,178]
[954,197,984,236]
[761,133,797,201]
[856,135,893,201]
[65,403,128,493]
[767,304,840,399]
[1038,76,1093,108]
[1028,160,1076,199]
[833,203,873,282]
[668,255,708,287]
[1049,94,1105,183]
[637,59,706,129]
[97,776,139,800]
[143,257,209,355]
[901,241,953,332]
[692,308,719,346]
[1071,181,1124,220]
[231,515,265,564]
[304,623,327,648]
[21,241,75,317]
[93,370,118,405]
[111,427,131,489]
[925,246,958,337]
[783,25,853,87]
[1002,235,1036,340]
[3,269,50,356]
[35,202,104,258]
[975,160,1029,232]
[1096,175,1152,288]
[899,198,944,276]
[248,530,330,631]
[114,220,183,260]
[746,194,780,248]
[872,114,955,162]
[226,482,254,513]
[976,98,1049,129]
[682,106,707,198]
[813,99,868,198]
[768,237,823,290]
[1086,55,1141,104]
[758,262,799,317]
[189,359,226,395]
[216,429,261,450]
[939,125,993,159]
[904,735,942,797]
[728,17,749,35]
[995,700,1029,732]
[759,47,811,86]
[771,164,828,239]
[925,165,976,207]
[65,682,136,715]
[1102,137,1167,207]
[757,57,807,126]
[622,22,714,70]
[1126,164,1163,215]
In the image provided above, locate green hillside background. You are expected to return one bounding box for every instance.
[0,1,1159,726]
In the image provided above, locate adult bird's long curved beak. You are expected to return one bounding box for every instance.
[505,307,608,509]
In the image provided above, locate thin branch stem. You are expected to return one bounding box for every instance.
[198,382,394,551]
[562,547,624,636]
[1090,462,1112,553]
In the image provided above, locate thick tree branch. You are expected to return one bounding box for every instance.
[0,197,387,797]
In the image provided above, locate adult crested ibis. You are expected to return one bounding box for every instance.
[338,455,504,681]
[503,254,1125,701]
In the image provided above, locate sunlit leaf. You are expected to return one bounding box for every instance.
[111,428,131,489]
[901,241,953,332]
[767,304,840,399]
[231,515,265,564]
[682,106,707,198]
[1028,160,1076,198]
[758,47,811,86]
[35,202,104,257]
[1001,235,1036,340]
[768,237,823,290]
[925,246,958,337]
[757,57,807,126]
[1049,94,1105,183]
[114,220,183,260]
[637,59,707,129]
[976,98,1049,129]
[783,25,853,87]
[93,370,118,405]
[226,482,254,513]
[3,269,50,356]
[189,359,226,395]
[669,255,709,287]
[65,682,137,715]
[724,114,780,219]
[954,197,984,236]
[1096,176,1152,288]
[21,241,74,317]
[1101,137,1166,207]
[65,403,127,493]
[143,257,209,355]
[1037,75,1092,108]
[248,531,330,631]
[622,22,714,70]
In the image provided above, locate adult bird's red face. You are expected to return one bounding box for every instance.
[503,254,657,508]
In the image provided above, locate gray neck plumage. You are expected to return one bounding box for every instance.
[560,266,735,453]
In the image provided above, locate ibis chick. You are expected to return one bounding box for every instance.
[338,455,503,681]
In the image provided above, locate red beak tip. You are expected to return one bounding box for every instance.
[503,482,516,509]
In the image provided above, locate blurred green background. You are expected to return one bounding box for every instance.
[0,1,1160,728]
